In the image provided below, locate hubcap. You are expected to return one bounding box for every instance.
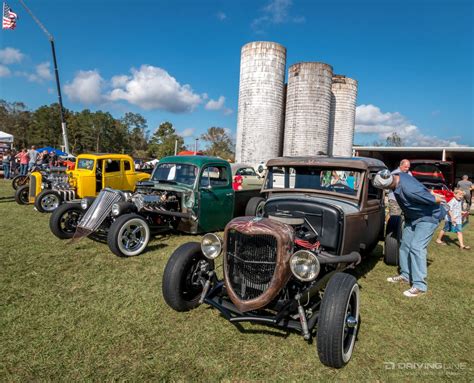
[60,210,82,233]
[41,194,60,211]
[346,315,358,328]
[119,221,147,253]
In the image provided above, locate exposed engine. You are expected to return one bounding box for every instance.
[132,191,180,213]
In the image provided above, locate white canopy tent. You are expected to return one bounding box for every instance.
[0,131,14,144]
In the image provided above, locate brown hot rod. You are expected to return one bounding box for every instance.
[162,156,390,368]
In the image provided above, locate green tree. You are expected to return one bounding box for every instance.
[200,127,234,160]
[121,112,148,155]
[148,122,184,159]
[385,132,403,147]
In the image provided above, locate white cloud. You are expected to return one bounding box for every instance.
[252,0,305,32]
[0,65,11,77]
[179,128,195,138]
[205,95,233,115]
[109,65,203,112]
[216,11,227,21]
[111,75,130,88]
[64,70,105,104]
[0,47,24,65]
[355,104,463,147]
[25,62,53,83]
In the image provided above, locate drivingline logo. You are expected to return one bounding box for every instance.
[383,362,467,371]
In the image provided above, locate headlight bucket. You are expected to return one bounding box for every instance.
[201,233,223,260]
[80,198,89,210]
[290,250,320,282]
[111,203,121,217]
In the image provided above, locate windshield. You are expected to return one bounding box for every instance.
[151,163,197,186]
[77,158,95,170]
[264,166,363,197]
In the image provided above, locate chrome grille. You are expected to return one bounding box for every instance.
[76,188,123,235]
[226,231,277,301]
[29,175,37,198]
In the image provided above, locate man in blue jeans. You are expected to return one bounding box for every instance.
[373,170,445,297]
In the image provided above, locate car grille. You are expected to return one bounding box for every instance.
[29,175,37,199]
[226,231,277,301]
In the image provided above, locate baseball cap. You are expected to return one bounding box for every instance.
[372,169,394,189]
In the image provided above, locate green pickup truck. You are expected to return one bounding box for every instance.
[49,155,264,256]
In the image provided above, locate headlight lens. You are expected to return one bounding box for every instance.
[111,203,121,217]
[201,233,223,259]
[290,250,320,282]
[80,198,89,210]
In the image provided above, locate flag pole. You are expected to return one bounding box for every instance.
[16,0,70,154]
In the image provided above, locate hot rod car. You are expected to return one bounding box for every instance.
[15,153,149,213]
[49,155,262,257]
[162,156,390,368]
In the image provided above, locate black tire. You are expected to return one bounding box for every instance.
[384,215,403,266]
[317,272,360,369]
[35,190,63,213]
[107,214,151,257]
[12,175,28,190]
[245,196,265,216]
[15,185,30,205]
[162,242,214,312]
[49,203,84,239]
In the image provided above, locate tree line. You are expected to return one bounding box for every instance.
[0,100,235,160]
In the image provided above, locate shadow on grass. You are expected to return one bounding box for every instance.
[0,196,15,203]
[347,243,384,284]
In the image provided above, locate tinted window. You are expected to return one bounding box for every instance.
[201,166,229,187]
[124,160,131,171]
[105,160,121,173]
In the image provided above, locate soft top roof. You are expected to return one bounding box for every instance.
[159,155,229,167]
[266,156,387,170]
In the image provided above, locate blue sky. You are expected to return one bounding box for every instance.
[0,0,472,148]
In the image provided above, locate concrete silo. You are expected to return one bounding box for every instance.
[283,62,333,157]
[328,75,358,157]
[235,41,287,163]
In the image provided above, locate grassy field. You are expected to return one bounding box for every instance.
[0,179,472,381]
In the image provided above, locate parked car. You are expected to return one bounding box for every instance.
[162,156,390,369]
[15,153,149,213]
[231,163,264,191]
[49,155,262,257]
[410,160,454,202]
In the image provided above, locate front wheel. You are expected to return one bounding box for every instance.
[162,242,214,312]
[12,175,28,190]
[107,214,151,257]
[15,185,30,205]
[35,190,63,213]
[245,196,265,217]
[317,272,360,368]
[49,203,84,239]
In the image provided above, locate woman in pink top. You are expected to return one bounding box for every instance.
[15,148,29,175]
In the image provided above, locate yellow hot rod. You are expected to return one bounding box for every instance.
[14,153,150,213]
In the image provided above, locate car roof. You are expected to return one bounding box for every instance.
[76,153,133,160]
[159,155,229,167]
[266,156,387,170]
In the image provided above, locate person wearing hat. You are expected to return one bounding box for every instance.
[373,170,445,297]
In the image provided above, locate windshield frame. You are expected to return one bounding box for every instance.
[150,162,198,188]
[262,166,365,202]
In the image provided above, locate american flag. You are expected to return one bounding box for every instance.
[2,2,17,30]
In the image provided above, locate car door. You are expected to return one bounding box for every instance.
[198,164,234,232]
[364,172,385,245]
[102,159,123,189]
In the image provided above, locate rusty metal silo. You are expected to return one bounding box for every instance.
[328,75,358,157]
[283,62,333,156]
[235,41,287,163]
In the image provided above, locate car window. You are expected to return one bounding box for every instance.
[201,166,229,187]
[236,167,257,176]
[152,163,197,186]
[367,173,382,200]
[105,160,121,173]
[123,160,131,171]
[77,158,95,170]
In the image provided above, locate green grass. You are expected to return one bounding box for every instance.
[0,179,472,381]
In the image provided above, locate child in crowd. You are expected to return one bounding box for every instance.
[436,189,470,250]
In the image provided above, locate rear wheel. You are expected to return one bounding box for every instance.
[35,190,63,213]
[162,242,214,312]
[245,196,265,217]
[385,215,403,265]
[49,203,84,239]
[107,214,151,257]
[12,175,28,190]
[15,185,30,205]
[317,272,360,368]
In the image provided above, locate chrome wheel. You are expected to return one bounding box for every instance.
[117,218,150,256]
[342,284,360,363]
[41,193,60,212]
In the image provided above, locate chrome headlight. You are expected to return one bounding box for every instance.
[80,198,89,210]
[111,203,121,217]
[201,233,223,260]
[290,250,320,282]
